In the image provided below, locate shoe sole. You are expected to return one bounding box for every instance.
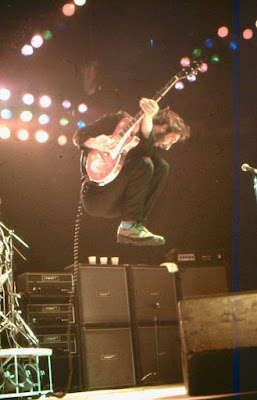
[117,235,165,246]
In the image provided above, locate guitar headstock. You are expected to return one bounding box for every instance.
[177,60,205,81]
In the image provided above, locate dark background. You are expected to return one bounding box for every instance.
[0,0,256,289]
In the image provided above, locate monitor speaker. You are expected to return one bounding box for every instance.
[178,291,257,395]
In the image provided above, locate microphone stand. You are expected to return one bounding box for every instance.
[253,174,257,205]
[0,221,38,347]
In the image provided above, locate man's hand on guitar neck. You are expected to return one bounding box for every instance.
[83,134,117,153]
[139,98,159,138]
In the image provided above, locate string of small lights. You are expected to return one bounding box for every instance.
[3,18,257,144]
[21,0,87,56]
[175,23,257,91]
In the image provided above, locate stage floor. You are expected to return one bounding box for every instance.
[45,384,257,400]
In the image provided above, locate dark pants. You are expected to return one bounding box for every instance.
[81,156,169,222]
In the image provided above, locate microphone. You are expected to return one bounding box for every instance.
[241,163,257,174]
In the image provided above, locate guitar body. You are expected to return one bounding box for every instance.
[86,117,140,186]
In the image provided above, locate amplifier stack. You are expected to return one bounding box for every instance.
[16,272,82,392]
[17,255,229,392]
[65,259,228,391]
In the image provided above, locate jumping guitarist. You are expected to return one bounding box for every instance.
[73,98,190,246]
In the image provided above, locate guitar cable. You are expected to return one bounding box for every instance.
[53,153,85,397]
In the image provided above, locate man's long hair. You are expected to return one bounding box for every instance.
[153,107,190,141]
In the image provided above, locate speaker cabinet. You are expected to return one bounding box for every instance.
[81,327,136,389]
[178,291,257,395]
[177,264,229,299]
[76,265,130,324]
[130,266,177,322]
[135,325,182,385]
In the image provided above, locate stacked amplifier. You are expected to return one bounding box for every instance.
[65,263,184,390]
[16,251,229,392]
[16,272,82,392]
[65,253,228,390]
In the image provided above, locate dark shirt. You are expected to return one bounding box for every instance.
[73,111,157,162]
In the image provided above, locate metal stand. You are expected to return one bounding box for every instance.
[0,221,53,397]
[0,221,38,347]
[253,174,257,205]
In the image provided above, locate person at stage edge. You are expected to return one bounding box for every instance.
[73,98,190,246]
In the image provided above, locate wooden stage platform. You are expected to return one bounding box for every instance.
[46,384,257,400]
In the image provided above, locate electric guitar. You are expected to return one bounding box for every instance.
[86,60,203,186]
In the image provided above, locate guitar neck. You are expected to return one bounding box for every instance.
[123,61,201,135]
[127,74,180,134]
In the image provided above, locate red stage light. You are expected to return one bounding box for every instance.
[199,63,208,73]
[180,57,191,67]
[217,26,229,38]
[62,3,76,16]
[242,29,253,40]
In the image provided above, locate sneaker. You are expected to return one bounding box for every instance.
[117,223,165,246]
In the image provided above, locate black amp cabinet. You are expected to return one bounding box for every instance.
[128,265,182,385]
[72,265,131,325]
[65,264,136,389]
[66,263,182,388]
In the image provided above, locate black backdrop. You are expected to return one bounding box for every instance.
[0,0,256,290]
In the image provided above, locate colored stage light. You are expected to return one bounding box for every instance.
[31,35,44,48]
[180,57,190,67]
[0,88,11,101]
[39,114,50,125]
[242,29,253,39]
[187,74,196,82]
[78,103,88,113]
[0,126,11,139]
[77,121,86,129]
[39,95,52,108]
[20,111,33,122]
[204,38,214,48]
[17,129,29,141]
[192,48,202,57]
[199,63,208,72]
[57,23,66,31]
[43,30,53,40]
[62,100,71,109]
[60,118,69,126]
[74,0,86,5]
[35,130,49,143]
[21,45,33,56]
[62,3,76,16]
[211,54,220,63]
[22,93,34,105]
[1,109,12,119]
[175,81,184,90]
[57,135,68,145]
[217,26,229,38]
[229,41,237,50]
